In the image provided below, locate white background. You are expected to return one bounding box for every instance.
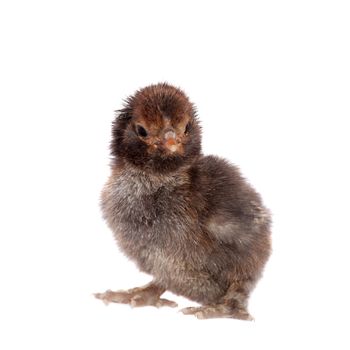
[1,0,349,349]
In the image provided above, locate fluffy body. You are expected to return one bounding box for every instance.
[96,83,271,319]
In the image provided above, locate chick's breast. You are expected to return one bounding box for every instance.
[101,166,202,268]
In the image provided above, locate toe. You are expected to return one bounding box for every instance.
[180,304,254,320]
[180,306,201,315]
[232,310,254,321]
[94,290,132,304]
[94,290,112,305]
[194,306,221,319]
[156,298,178,308]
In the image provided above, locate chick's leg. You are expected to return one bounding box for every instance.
[94,282,177,308]
[181,280,253,320]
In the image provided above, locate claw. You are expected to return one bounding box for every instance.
[156,298,178,308]
[94,291,112,305]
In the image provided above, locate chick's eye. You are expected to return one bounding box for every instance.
[136,125,148,137]
[184,122,191,134]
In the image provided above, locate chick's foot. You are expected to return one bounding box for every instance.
[181,305,253,320]
[94,282,177,308]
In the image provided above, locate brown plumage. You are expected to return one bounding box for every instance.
[95,83,271,320]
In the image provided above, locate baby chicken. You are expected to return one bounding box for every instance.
[95,83,271,320]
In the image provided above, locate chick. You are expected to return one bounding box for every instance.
[95,83,271,320]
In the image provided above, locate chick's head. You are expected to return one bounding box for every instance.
[111,83,201,173]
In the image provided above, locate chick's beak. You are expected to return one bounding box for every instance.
[163,130,178,153]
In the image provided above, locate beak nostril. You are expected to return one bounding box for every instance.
[164,130,176,140]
